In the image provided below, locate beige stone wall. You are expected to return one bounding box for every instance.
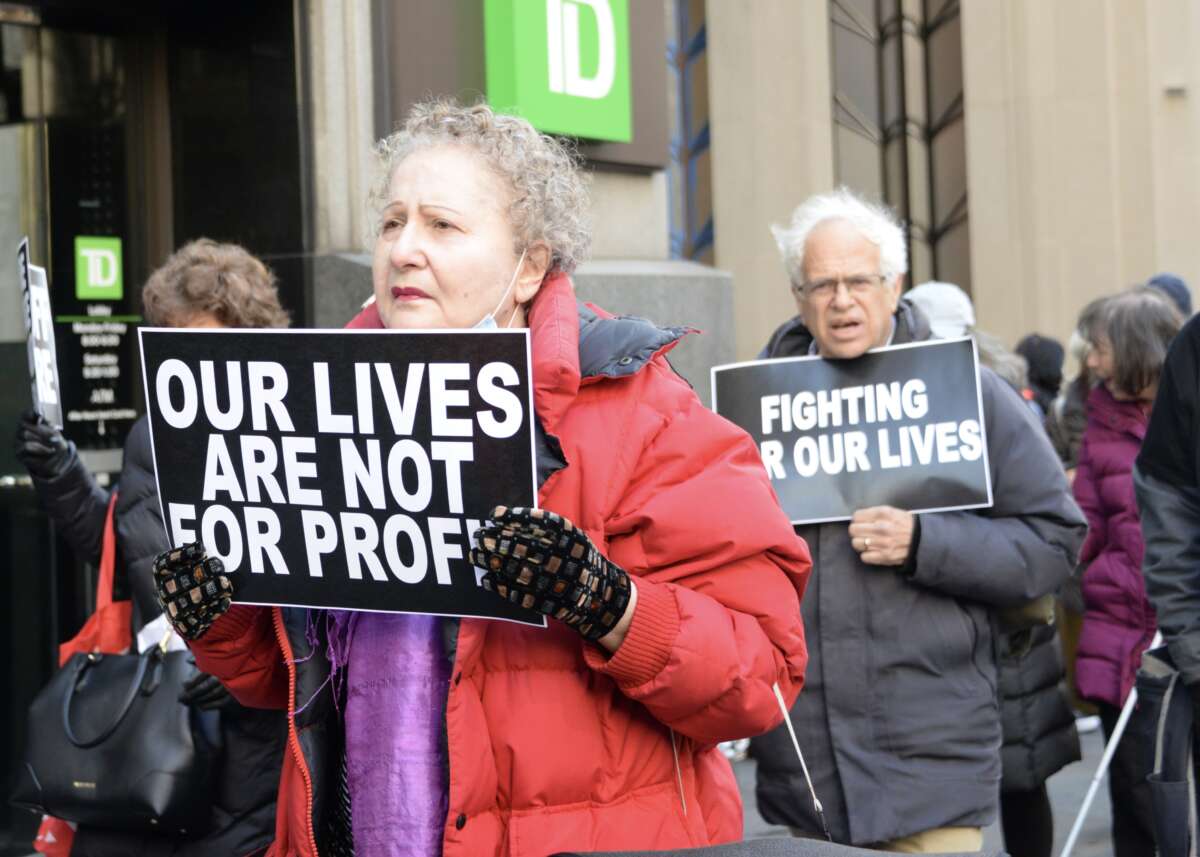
[706,0,835,359]
[588,170,671,261]
[1146,0,1200,297]
[961,0,1200,354]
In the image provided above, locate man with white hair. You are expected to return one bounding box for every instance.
[750,188,1086,853]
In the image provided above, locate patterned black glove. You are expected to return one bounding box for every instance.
[470,506,632,642]
[14,408,73,480]
[153,542,233,641]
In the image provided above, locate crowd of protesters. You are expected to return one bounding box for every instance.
[12,98,1200,857]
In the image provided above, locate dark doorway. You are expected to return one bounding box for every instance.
[0,3,304,852]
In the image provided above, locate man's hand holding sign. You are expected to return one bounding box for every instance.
[848,505,915,567]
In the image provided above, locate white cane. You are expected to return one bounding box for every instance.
[1059,631,1162,857]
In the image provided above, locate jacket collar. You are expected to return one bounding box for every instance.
[760,297,931,359]
[525,272,582,433]
[1086,383,1148,440]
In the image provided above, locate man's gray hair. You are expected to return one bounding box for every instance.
[771,187,908,286]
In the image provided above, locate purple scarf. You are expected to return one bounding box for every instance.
[327,611,451,856]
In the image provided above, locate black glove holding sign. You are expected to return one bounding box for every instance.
[14,409,73,480]
[471,506,632,642]
[153,542,233,641]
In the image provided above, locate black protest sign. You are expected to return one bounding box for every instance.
[19,238,64,428]
[712,338,993,524]
[139,328,543,625]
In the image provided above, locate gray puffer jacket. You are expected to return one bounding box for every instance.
[750,301,1087,845]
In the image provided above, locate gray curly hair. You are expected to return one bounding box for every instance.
[370,99,591,274]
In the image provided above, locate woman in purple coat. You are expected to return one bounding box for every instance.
[1074,286,1182,857]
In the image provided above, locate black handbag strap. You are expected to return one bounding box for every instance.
[62,648,161,749]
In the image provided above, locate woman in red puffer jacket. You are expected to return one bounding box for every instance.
[153,99,811,857]
[1074,286,1182,857]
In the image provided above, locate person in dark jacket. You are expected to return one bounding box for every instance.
[750,188,1087,854]
[1135,308,1200,821]
[1146,271,1192,318]
[973,331,1081,857]
[14,239,290,857]
[1074,287,1183,857]
[1016,334,1065,418]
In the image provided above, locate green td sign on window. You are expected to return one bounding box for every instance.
[485,0,632,143]
[75,236,123,300]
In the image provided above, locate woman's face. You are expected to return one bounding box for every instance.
[1085,334,1115,385]
[371,145,543,331]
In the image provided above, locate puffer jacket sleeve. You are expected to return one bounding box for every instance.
[189,605,289,710]
[28,448,110,565]
[580,360,811,745]
[910,368,1087,607]
[1136,466,1200,684]
[1135,318,1200,684]
[115,418,172,625]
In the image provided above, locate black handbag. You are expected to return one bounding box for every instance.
[11,640,218,836]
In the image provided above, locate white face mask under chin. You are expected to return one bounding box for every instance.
[473,249,527,331]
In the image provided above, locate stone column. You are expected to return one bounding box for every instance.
[304,0,377,255]
[705,0,835,359]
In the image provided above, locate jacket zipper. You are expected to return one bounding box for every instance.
[273,606,320,857]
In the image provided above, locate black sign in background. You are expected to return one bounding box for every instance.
[140,328,542,625]
[712,338,993,524]
[19,239,64,429]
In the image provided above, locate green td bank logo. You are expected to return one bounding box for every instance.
[75,236,123,300]
[485,0,632,143]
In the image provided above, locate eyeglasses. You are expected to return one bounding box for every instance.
[792,274,888,301]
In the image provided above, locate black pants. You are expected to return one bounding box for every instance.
[1098,701,1157,857]
[1000,783,1053,857]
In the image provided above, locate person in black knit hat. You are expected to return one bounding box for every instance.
[1016,333,1065,417]
[1147,271,1193,318]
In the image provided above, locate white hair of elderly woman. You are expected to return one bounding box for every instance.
[369,99,591,275]
[771,187,908,287]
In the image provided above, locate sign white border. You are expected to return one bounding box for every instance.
[138,326,545,626]
[711,336,995,525]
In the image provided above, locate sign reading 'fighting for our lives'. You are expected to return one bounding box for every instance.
[139,328,544,625]
[712,338,994,525]
[19,238,63,429]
